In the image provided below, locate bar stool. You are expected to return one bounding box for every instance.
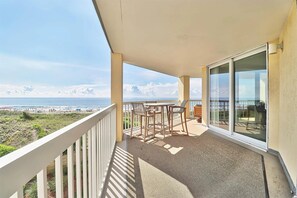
[130,102,158,141]
[169,100,189,135]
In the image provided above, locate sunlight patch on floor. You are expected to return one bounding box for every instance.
[138,158,194,198]
[145,138,184,155]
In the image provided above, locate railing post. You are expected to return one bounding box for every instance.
[91,126,97,198]
[87,130,92,197]
[67,145,74,198]
[76,139,82,198]
[37,168,47,198]
[55,155,64,198]
[10,188,23,198]
[82,134,88,198]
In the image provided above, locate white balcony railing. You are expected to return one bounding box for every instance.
[0,104,117,198]
[123,100,202,131]
[123,100,177,131]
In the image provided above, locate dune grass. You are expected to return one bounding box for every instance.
[0,110,92,197]
[0,111,91,150]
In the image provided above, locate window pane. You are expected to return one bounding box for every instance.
[210,63,229,130]
[234,51,267,142]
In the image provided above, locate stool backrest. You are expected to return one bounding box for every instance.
[131,102,146,115]
[145,101,160,111]
[180,100,188,107]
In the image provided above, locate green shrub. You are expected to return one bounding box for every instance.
[123,117,132,129]
[0,144,16,157]
[33,124,47,139]
[48,178,56,193]
[21,112,34,120]
[24,181,37,198]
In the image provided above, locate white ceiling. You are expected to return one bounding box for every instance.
[94,0,292,77]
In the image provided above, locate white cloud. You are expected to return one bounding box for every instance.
[123,82,178,98]
[190,78,202,99]
[0,84,110,98]
[0,82,177,98]
[0,79,202,99]
[23,86,34,92]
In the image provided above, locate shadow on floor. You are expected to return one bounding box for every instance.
[102,127,268,198]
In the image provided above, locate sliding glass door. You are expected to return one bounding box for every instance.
[208,46,268,148]
[234,51,267,142]
[209,63,229,131]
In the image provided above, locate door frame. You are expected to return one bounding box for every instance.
[207,44,268,150]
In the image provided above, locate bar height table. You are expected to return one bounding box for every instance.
[145,102,175,138]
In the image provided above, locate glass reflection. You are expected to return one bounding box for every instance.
[234,51,267,142]
[210,63,229,130]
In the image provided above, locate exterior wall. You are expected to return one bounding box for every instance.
[276,2,297,187]
[268,39,280,150]
[111,53,123,142]
[178,76,190,118]
[201,66,208,126]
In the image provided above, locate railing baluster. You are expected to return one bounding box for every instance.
[82,134,88,198]
[103,118,106,177]
[55,155,64,198]
[102,119,105,188]
[97,121,101,195]
[37,168,47,198]
[18,188,24,198]
[102,118,106,195]
[10,188,23,198]
[87,130,92,197]
[99,120,103,191]
[128,104,129,129]
[108,115,111,156]
[67,145,74,198]
[76,138,82,198]
[124,104,127,130]
[91,126,97,198]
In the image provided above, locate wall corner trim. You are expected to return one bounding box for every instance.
[267,149,296,195]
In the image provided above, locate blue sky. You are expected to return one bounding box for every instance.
[0,0,201,98]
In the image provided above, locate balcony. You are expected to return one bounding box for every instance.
[0,0,296,196]
[0,100,292,198]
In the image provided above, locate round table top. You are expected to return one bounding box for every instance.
[145,102,175,106]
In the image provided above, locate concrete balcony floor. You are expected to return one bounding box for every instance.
[102,119,292,198]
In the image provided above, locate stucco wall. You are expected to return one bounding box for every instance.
[268,39,280,150]
[277,2,297,187]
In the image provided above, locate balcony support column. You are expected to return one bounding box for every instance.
[201,66,208,126]
[178,75,190,118]
[111,53,123,142]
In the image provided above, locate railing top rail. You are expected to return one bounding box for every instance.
[0,103,116,197]
[123,100,178,105]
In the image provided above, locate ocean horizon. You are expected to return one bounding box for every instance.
[0,97,191,110]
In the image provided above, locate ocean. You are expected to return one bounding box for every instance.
[0,97,177,111]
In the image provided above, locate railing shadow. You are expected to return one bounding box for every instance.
[101,146,142,198]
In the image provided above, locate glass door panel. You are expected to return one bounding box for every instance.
[210,63,229,130]
[234,51,267,142]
